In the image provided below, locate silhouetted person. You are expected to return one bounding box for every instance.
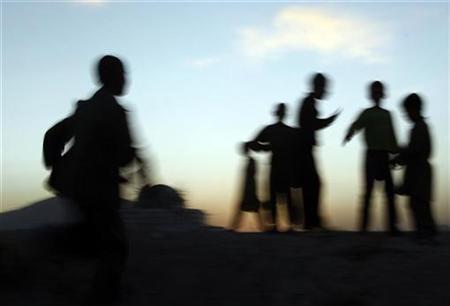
[297,73,339,230]
[391,94,437,240]
[250,103,300,231]
[229,142,264,231]
[43,55,138,304]
[344,81,399,234]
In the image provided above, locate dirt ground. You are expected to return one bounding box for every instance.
[1,224,449,306]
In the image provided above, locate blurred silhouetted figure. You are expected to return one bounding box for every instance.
[43,55,138,304]
[391,94,437,240]
[297,73,339,230]
[250,103,300,231]
[344,81,399,234]
[229,142,264,231]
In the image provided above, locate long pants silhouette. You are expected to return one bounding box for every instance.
[301,149,321,229]
[269,166,300,226]
[410,198,436,237]
[79,196,128,300]
[360,150,397,232]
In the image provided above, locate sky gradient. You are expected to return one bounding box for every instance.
[1,1,449,230]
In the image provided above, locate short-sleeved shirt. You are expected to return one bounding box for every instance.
[352,106,398,152]
[254,122,297,168]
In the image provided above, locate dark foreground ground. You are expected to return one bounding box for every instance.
[1,224,449,306]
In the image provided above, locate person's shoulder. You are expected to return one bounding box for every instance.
[375,106,391,114]
[111,100,128,114]
[359,107,372,115]
[302,94,314,104]
[415,119,429,130]
[367,106,391,117]
[72,98,92,118]
[300,94,315,113]
[96,89,127,112]
[354,107,372,119]
[280,122,295,130]
[265,123,277,130]
[75,99,89,110]
[92,88,118,104]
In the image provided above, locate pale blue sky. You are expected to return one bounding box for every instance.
[2,1,449,229]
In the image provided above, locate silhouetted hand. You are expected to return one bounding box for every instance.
[331,108,342,121]
[327,108,342,127]
[342,132,353,146]
[389,155,403,170]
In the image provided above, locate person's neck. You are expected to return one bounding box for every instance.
[99,85,116,96]
[372,100,382,107]
[412,116,423,123]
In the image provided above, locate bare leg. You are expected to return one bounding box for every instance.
[384,171,398,233]
[289,187,303,228]
[229,210,242,231]
[361,153,375,232]
[254,210,266,232]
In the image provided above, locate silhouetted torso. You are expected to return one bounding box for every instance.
[296,93,333,228]
[254,122,296,177]
[46,88,135,208]
[71,88,135,203]
[298,93,331,149]
[400,119,432,201]
[352,106,398,152]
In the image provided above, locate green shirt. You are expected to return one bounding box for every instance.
[351,106,398,152]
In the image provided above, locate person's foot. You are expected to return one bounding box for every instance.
[388,229,402,237]
[303,225,313,231]
[311,225,329,232]
[358,229,368,235]
[291,225,305,233]
[265,228,280,235]
[284,229,300,235]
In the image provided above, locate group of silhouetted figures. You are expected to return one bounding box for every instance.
[42,56,437,304]
[230,74,437,241]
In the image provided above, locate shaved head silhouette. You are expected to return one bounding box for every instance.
[97,55,126,96]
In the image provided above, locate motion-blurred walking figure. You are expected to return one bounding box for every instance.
[297,73,339,230]
[43,55,139,303]
[344,81,399,234]
[229,142,264,231]
[391,93,437,240]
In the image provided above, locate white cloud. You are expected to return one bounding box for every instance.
[239,7,390,63]
[187,57,220,69]
[75,0,107,5]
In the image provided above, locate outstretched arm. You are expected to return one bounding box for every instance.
[316,114,338,130]
[343,112,364,145]
[300,101,339,131]
[248,126,272,152]
[247,141,271,152]
[343,122,358,145]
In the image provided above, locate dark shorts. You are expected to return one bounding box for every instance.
[366,150,390,181]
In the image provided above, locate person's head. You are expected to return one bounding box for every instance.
[402,93,423,122]
[369,81,385,104]
[97,55,126,96]
[311,73,328,99]
[274,103,287,121]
